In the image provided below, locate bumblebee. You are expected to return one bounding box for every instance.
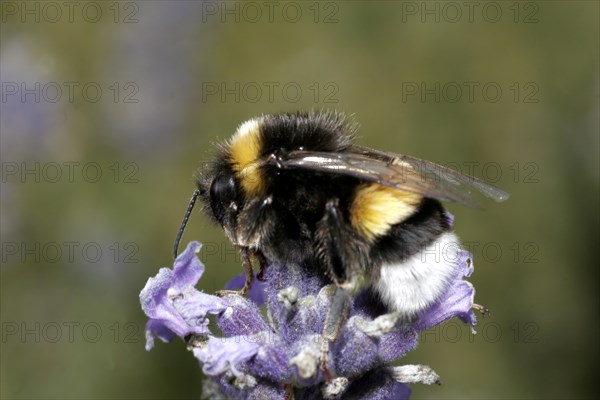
[174,111,508,377]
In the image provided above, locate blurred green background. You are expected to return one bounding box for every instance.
[1,1,598,399]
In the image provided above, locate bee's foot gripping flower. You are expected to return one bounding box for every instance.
[140,239,477,399]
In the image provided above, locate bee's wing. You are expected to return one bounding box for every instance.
[274,146,509,208]
[350,145,510,203]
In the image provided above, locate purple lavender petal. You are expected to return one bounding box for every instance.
[246,334,293,382]
[289,334,328,386]
[218,294,271,336]
[140,241,227,350]
[140,267,175,316]
[265,262,330,344]
[250,350,292,384]
[215,376,286,400]
[140,267,201,347]
[224,273,267,306]
[194,335,260,376]
[416,247,477,330]
[193,332,292,383]
[175,290,227,321]
[278,286,331,344]
[196,330,292,383]
[377,325,419,364]
[172,241,205,290]
[417,280,477,330]
[173,290,227,332]
[265,260,326,297]
[144,319,176,351]
[334,318,379,377]
[245,382,286,400]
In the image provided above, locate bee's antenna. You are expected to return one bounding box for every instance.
[173,189,200,259]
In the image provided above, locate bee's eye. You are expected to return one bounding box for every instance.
[209,171,238,219]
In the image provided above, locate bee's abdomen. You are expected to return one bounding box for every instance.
[373,231,461,315]
[367,198,455,315]
[369,198,452,265]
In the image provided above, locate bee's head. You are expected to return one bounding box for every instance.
[196,117,267,243]
[197,160,242,244]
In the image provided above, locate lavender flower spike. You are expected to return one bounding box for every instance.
[140,238,478,399]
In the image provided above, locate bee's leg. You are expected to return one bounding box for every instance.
[253,250,269,282]
[216,247,254,297]
[238,246,255,295]
[316,198,357,285]
[320,285,350,382]
[316,198,358,381]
